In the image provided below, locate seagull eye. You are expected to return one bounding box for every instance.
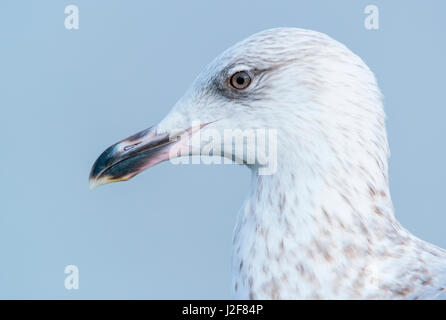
[230,71,252,90]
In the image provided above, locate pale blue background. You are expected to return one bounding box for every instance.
[1,0,445,299]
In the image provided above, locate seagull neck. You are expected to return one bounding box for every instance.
[231,152,413,298]
[246,154,401,244]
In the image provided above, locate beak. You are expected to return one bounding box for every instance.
[89,126,177,189]
[89,121,210,189]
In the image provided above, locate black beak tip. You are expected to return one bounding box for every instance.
[89,144,118,189]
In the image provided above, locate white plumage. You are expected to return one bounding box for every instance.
[91,28,446,299]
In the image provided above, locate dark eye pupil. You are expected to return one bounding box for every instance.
[236,76,245,85]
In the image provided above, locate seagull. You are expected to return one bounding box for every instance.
[89,28,446,299]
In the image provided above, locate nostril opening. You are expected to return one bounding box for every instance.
[123,142,141,151]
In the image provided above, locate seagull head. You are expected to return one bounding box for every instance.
[89,28,386,189]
